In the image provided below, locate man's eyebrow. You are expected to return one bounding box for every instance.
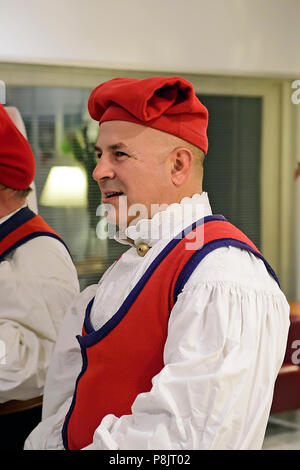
[94,142,130,152]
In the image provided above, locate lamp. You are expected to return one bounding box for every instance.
[39,165,87,208]
[39,165,104,264]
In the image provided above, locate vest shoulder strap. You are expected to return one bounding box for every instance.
[0,206,70,261]
[173,216,280,304]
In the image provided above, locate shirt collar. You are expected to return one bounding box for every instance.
[0,204,28,225]
[114,192,212,248]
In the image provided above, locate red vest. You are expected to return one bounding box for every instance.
[0,206,68,261]
[62,215,279,450]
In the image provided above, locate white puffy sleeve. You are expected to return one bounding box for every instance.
[0,236,80,403]
[84,248,290,450]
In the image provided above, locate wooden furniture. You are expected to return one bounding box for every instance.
[0,395,43,416]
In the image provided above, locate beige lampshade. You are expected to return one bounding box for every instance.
[40,166,87,208]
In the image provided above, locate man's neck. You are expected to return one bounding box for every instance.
[0,201,26,220]
[119,190,204,246]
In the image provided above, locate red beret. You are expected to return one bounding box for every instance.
[88,76,209,154]
[0,104,35,190]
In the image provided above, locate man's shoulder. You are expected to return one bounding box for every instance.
[15,233,70,258]
[186,244,280,292]
[9,234,77,281]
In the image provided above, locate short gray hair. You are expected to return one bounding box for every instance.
[0,184,32,199]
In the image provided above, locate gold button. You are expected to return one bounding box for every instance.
[136,242,150,257]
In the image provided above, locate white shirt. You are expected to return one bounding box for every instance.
[24,193,290,450]
[0,206,80,403]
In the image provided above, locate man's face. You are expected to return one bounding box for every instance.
[93,120,175,228]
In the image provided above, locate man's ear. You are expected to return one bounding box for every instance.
[170,148,193,186]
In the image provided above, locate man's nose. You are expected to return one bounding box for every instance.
[92,156,115,181]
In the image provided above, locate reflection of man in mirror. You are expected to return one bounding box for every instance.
[0,104,80,450]
[26,77,289,451]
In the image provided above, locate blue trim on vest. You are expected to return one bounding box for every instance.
[0,206,35,242]
[0,206,71,261]
[62,214,280,450]
[79,215,226,349]
[83,298,96,334]
[0,232,71,262]
[62,344,88,450]
[81,214,280,349]
[173,238,280,305]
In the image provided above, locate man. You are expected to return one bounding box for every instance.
[0,104,80,448]
[25,76,290,450]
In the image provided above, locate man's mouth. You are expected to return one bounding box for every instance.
[102,191,124,202]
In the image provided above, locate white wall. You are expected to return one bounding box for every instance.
[0,0,299,77]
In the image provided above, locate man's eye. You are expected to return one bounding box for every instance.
[96,152,102,159]
[115,151,127,157]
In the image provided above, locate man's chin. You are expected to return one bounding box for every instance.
[102,195,152,229]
